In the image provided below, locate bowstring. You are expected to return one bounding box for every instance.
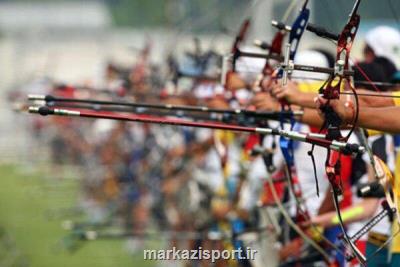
[282,0,300,24]
[341,92,400,99]
[347,0,400,94]
[350,58,382,92]
[321,1,398,95]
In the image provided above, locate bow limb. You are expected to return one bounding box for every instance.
[277,0,312,235]
[229,18,251,73]
[280,151,345,262]
[287,0,310,61]
[260,0,298,76]
[264,166,331,263]
[331,191,367,265]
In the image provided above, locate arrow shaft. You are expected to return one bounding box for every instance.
[29,106,364,154]
[29,95,302,119]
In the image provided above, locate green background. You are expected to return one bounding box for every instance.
[0,164,154,267]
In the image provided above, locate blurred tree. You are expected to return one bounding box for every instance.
[105,0,251,31]
[106,0,167,27]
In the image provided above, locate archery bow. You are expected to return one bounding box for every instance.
[308,0,368,264]
[267,1,347,264]
[275,0,398,264]
[223,1,350,262]
[286,1,400,263]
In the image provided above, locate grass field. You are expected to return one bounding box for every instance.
[0,164,155,267]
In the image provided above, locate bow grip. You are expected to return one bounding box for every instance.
[319,104,343,140]
[288,7,310,60]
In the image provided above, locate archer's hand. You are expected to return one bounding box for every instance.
[279,237,303,261]
[225,71,248,91]
[301,215,330,229]
[315,97,354,125]
[251,92,280,111]
[270,81,301,104]
[260,76,275,92]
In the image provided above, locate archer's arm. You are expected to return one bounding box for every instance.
[267,80,318,108]
[317,97,400,134]
[308,198,380,228]
[357,89,396,108]
[225,72,250,91]
[298,108,324,128]
[268,81,397,109]
[251,92,325,128]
